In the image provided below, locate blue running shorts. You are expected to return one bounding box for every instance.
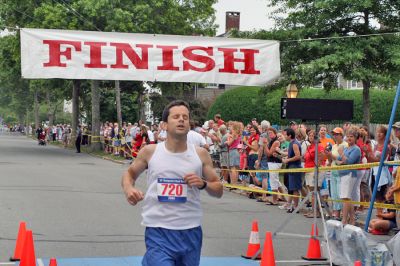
[142,226,202,266]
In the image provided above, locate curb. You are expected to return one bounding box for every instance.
[86,152,129,165]
[100,155,128,165]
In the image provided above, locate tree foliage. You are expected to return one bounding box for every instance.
[235,0,400,126]
[0,0,217,125]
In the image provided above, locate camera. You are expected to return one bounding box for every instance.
[326,143,332,151]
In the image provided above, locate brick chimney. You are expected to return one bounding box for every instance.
[225,11,240,33]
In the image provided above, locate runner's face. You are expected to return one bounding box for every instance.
[166,105,190,136]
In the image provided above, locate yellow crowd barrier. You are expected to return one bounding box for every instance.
[85,135,135,157]
[227,160,400,174]
[223,183,400,210]
[89,135,102,143]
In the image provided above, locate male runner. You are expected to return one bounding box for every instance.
[122,100,223,266]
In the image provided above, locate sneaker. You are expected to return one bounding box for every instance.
[287,207,295,213]
[278,203,290,210]
[287,207,300,214]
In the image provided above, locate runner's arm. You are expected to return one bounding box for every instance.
[121,145,153,205]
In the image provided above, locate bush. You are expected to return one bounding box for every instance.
[208,87,400,125]
[207,86,267,124]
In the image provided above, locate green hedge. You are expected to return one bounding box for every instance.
[207,87,400,125]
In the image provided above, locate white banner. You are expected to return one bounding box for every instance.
[21,28,280,86]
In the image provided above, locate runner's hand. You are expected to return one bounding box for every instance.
[183,173,205,189]
[124,186,144,206]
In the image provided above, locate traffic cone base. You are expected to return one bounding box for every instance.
[242,220,261,260]
[241,253,261,260]
[10,221,27,261]
[301,238,327,261]
[301,255,327,261]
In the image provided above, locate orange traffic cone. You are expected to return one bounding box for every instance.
[241,220,261,260]
[302,224,326,261]
[19,230,36,266]
[354,261,362,266]
[260,232,275,266]
[10,221,27,261]
[49,258,58,266]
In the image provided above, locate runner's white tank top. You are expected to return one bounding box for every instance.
[141,142,203,230]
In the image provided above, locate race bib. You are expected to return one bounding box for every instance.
[157,178,187,203]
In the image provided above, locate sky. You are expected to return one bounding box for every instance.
[213,0,276,35]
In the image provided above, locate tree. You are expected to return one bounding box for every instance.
[1,0,218,145]
[0,34,32,128]
[237,1,400,126]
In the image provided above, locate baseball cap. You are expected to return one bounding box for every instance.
[332,127,344,135]
[289,121,297,125]
[392,121,400,129]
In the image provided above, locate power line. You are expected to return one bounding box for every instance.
[9,6,43,26]
[280,31,400,43]
[56,0,102,31]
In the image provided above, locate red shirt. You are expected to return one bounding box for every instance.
[246,134,259,153]
[217,119,225,127]
[356,138,369,159]
[304,143,324,168]
[134,133,143,149]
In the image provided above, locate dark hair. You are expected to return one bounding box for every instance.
[162,100,190,122]
[267,127,277,134]
[284,128,296,139]
[251,124,261,135]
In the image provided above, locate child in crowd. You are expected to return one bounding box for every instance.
[368,191,397,235]
[252,160,263,188]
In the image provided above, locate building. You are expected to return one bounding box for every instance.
[195,12,242,104]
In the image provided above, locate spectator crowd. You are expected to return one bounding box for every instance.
[25,114,400,234]
[101,116,400,235]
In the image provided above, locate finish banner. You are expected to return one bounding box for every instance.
[21,28,280,85]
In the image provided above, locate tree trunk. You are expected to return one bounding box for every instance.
[115,80,122,128]
[34,89,40,130]
[362,80,371,127]
[46,90,54,126]
[91,80,102,152]
[139,93,146,122]
[71,80,80,145]
[26,108,30,136]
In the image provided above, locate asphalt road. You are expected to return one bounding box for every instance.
[0,133,322,263]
